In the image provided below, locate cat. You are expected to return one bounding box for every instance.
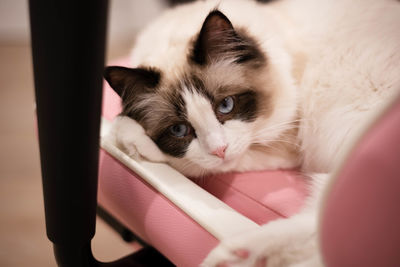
[103,0,400,266]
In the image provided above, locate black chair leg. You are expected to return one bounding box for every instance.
[29,1,174,266]
[96,206,147,246]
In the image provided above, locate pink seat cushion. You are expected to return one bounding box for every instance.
[321,95,400,267]
[198,171,306,225]
[99,57,308,266]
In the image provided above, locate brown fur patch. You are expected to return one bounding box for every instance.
[189,10,266,68]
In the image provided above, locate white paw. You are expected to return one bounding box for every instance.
[202,213,321,267]
[119,135,143,161]
[108,116,167,162]
[201,235,267,267]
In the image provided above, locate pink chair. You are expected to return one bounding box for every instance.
[98,57,400,266]
[320,91,400,266]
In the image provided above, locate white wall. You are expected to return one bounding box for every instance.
[0,0,30,44]
[108,0,167,47]
[0,0,167,47]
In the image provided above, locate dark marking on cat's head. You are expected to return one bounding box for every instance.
[154,124,195,158]
[146,87,195,158]
[190,10,233,65]
[232,90,259,121]
[104,65,163,123]
[104,66,161,103]
[104,65,197,158]
[190,10,265,67]
[182,74,215,102]
[214,90,259,123]
[231,30,265,66]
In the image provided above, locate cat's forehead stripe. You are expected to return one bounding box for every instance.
[181,74,214,103]
[181,88,225,149]
[182,88,214,125]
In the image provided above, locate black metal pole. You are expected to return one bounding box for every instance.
[29,0,107,266]
[29,1,175,266]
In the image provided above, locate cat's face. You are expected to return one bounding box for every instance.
[104,10,292,175]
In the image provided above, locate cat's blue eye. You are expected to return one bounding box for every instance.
[170,124,189,137]
[218,96,234,114]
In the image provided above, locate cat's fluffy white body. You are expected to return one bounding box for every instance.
[130,0,400,174]
[108,0,400,266]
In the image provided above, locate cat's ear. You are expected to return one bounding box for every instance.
[191,10,235,65]
[103,66,160,100]
[191,10,264,66]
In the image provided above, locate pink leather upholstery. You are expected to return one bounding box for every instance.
[98,57,308,266]
[198,171,307,225]
[98,151,219,266]
[321,95,400,267]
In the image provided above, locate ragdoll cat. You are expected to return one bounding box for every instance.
[104,0,400,266]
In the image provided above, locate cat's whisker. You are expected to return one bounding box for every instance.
[264,139,301,148]
[251,118,304,141]
[263,118,303,130]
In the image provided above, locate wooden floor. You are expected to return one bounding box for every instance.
[0,45,137,266]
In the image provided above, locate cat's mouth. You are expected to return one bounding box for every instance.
[212,153,240,170]
[195,154,236,171]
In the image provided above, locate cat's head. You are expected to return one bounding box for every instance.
[104,10,297,176]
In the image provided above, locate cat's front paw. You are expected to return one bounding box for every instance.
[109,116,167,162]
[201,213,321,267]
[201,237,267,267]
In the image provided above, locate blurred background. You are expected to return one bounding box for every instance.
[0,0,172,266]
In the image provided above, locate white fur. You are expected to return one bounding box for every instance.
[107,116,167,162]
[108,0,400,266]
[183,89,227,154]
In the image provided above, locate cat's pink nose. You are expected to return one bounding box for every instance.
[211,145,227,159]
